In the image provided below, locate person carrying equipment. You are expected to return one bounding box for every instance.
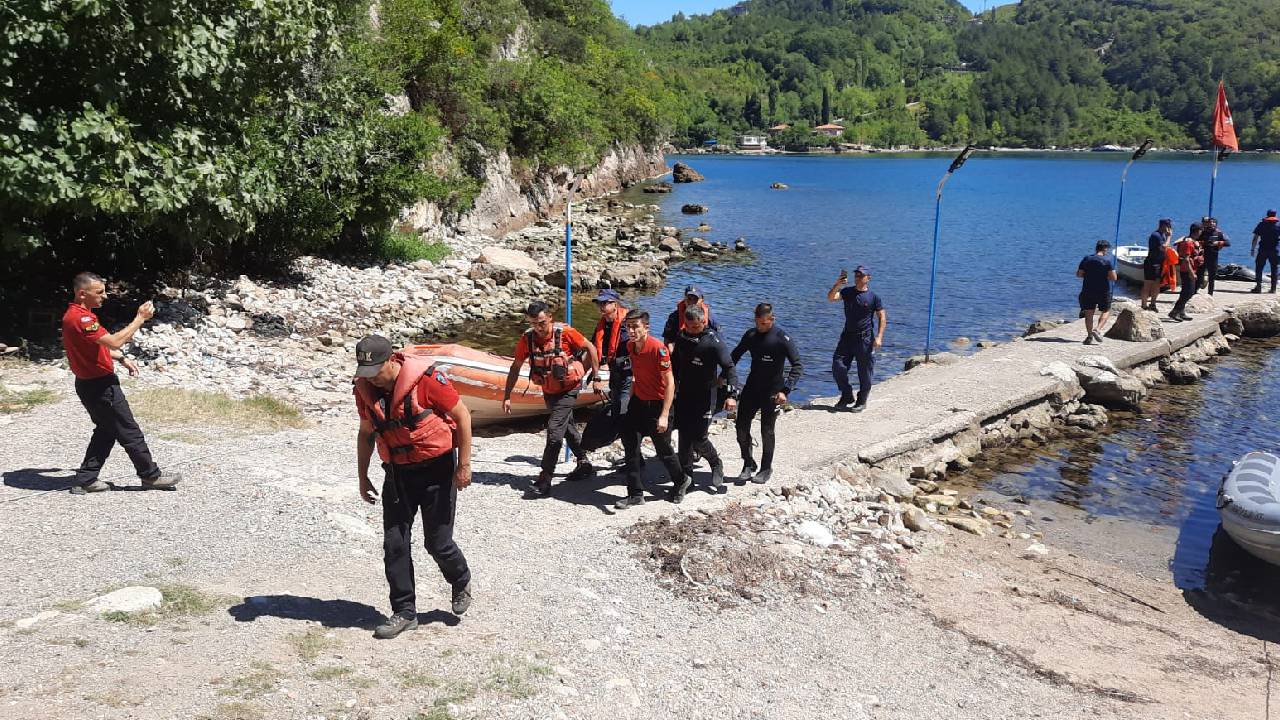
[578,289,632,456]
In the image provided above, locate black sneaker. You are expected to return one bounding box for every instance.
[1083,334,1096,345]
[1251,286,1263,294]
[709,466,725,493]
[851,402,867,413]
[835,392,854,408]
[451,581,472,616]
[532,472,552,498]
[374,612,418,639]
[1168,311,1184,322]
[751,468,772,485]
[614,494,645,510]
[735,464,758,484]
[667,474,692,503]
[565,462,595,482]
[1091,331,1104,344]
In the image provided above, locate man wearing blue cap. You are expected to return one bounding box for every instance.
[578,288,632,460]
[827,266,885,412]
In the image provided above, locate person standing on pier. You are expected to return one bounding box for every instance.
[828,266,885,412]
[1251,210,1280,294]
[1076,241,1117,344]
[1170,224,1202,322]
[579,289,632,457]
[1197,217,1230,295]
[501,301,603,498]
[1140,219,1172,310]
[353,335,474,638]
[671,303,737,497]
[615,309,683,509]
[63,272,180,493]
[731,303,804,484]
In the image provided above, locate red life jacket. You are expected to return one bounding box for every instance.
[354,355,455,465]
[592,306,627,364]
[675,299,711,333]
[525,324,584,395]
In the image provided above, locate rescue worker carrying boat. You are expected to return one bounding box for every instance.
[502,301,603,497]
[354,335,474,639]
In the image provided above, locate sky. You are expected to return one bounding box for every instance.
[610,1,999,27]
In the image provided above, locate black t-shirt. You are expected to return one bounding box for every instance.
[1078,254,1114,297]
[1145,231,1165,266]
[1254,219,1280,253]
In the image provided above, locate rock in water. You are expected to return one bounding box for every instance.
[642,182,673,194]
[85,586,163,615]
[1231,299,1280,337]
[658,237,681,253]
[1073,365,1147,409]
[1105,304,1165,342]
[1220,315,1245,337]
[681,204,708,214]
[1162,360,1202,384]
[770,182,788,189]
[734,237,749,252]
[672,162,705,183]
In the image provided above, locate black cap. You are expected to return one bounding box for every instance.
[683,284,703,299]
[354,335,393,377]
[1268,209,1277,217]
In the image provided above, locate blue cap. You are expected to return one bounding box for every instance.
[683,284,703,298]
[854,265,870,276]
[593,288,621,303]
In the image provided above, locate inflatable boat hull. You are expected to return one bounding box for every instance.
[1219,452,1280,566]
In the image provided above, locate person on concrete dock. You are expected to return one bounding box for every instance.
[353,335,473,638]
[671,303,737,496]
[662,284,719,351]
[63,272,180,493]
[827,266,885,412]
[1076,240,1117,344]
[1170,224,1202,322]
[615,309,683,510]
[502,301,603,498]
[1197,216,1230,295]
[1140,219,1172,310]
[731,303,803,485]
[1251,209,1280,294]
[579,289,632,457]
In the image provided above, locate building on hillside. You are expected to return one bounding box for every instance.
[767,123,790,135]
[729,2,750,16]
[814,123,845,138]
[737,135,768,151]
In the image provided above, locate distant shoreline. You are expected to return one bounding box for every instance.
[671,147,1280,157]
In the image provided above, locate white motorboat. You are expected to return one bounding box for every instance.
[1218,452,1280,566]
[1114,245,1148,284]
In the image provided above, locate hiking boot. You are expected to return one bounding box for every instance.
[709,466,725,493]
[851,402,867,413]
[666,474,692,504]
[374,612,418,639]
[565,462,595,482]
[78,479,110,494]
[141,472,180,490]
[1168,311,1184,322]
[735,464,758,485]
[1251,286,1263,294]
[614,494,645,510]
[751,468,773,485]
[835,392,855,409]
[451,581,472,616]
[1178,311,1193,321]
[532,472,552,498]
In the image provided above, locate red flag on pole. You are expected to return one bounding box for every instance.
[1213,80,1239,151]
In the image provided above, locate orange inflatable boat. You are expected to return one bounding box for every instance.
[402,344,608,426]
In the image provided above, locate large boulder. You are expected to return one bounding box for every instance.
[471,246,540,285]
[1162,360,1203,385]
[641,182,673,194]
[85,587,163,615]
[672,162,705,183]
[1104,303,1165,342]
[602,262,662,288]
[544,262,603,290]
[1231,300,1280,337]
[1023,318,1065,337]
[1220,315,1245,337]
[657,236,682,253]
[689,237,714,252]
[1185,293,1218,314]
[681,203,709,214]
[1073,365,1147,409]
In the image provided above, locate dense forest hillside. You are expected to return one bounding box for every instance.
[639,0,1279,150]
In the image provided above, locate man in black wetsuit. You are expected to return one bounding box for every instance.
[730,303,803,485]
[671,303,737,497]
[1251,209,1280,294]
[1198,216,1230,295]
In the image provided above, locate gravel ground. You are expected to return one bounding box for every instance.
[0,363,1196,719]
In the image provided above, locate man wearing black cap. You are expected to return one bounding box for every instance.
[1251,210,1280,294]
[579,288,632,456]
[827,266,885,412]
[1198,217,1230,295]
[731,303,804,484]
[353,335,474,639]
[1140,219,1172,310]
[663,284,719,351]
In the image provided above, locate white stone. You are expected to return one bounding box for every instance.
[327,512,377,538]
[796,520,835,547]
[14,610,61,629]
[1022,543,1050,558]
[84,586,163,615]
[1039,361,1076,384]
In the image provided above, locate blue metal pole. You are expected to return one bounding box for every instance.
[925,193,943,361]
[563,178,576,462]
[1113,162,1131,249]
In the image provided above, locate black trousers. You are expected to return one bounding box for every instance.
[540,389,584,473]
[674,395,720,477]
[1171,270,1197,316]
[74,374,159,484]
[1256,249,1279,290]
[1197,256,1219,295]
[736,390,779,470]
[382,453,470,616]
[580,373,632,453]
[621,398,683,497]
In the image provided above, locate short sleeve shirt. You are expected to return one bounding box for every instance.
[512,325,589,366]
[628,335,672,401]
[1254,219,1280,252]
[1146,232,1166,266]
[1078,255,1114,297]
[839,288,883,335]
[62,303,113,379]
[355,366,459,422]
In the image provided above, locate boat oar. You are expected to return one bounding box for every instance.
[925,145,976,362]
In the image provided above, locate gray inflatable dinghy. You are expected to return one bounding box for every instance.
[1219,452,1280,566]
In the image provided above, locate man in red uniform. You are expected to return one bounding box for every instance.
[615,309,683,509]
[62,272,179,493]
[502,301,603,498]
[354,335,474,639]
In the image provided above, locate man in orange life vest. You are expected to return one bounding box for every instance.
[62,272,180,492]
[662,285,718,351]
[579,288,632,454]
[615,309,683,509]
[502,301,603,498]
[354,335,473,639]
